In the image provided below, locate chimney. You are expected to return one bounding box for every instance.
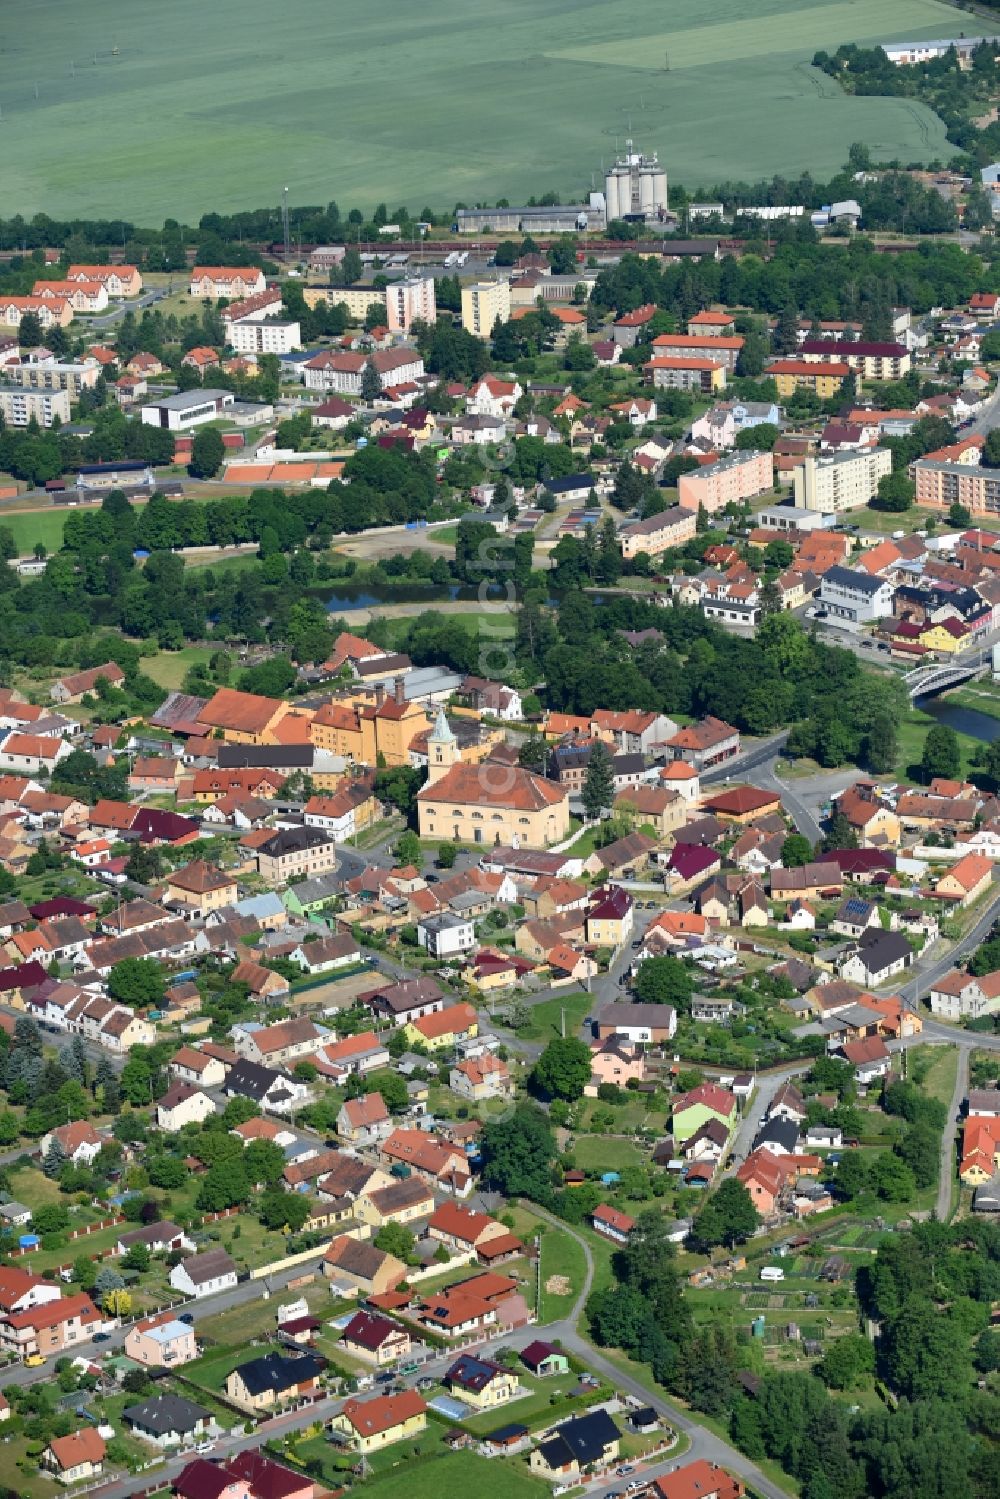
[394,676,405,705]
[374,684,385,708]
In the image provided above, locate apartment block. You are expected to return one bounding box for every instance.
[799,340,911,380]
[794,449,893,512]
[385,277,437,333]
[645,357,726,393]
[678,449,774,514]
[619,505,697,559]
[3,361,100,399]
[913,459,1000,516]
[768,360,850,399]
[461,281,511,338]
[650,333,744,372]
[229,319,302,354]
[303,286,386,319]
[0,384,71,428]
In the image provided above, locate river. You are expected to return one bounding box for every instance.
[923,694,1000,744]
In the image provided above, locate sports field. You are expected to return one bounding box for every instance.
[1,0,960,223]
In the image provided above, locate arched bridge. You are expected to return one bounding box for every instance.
[905,662,984,700]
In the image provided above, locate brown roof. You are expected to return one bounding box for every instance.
[199,687,283,737]
[48,1429,106,1470]
[341,1390,426,1438]
[418,763,566,812]
[168,860,235,895]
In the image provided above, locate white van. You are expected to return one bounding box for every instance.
[760,1266,785,1283]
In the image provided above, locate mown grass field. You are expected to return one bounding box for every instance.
[1,0,958,222]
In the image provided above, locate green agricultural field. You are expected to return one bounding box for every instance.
[1,0,959,223]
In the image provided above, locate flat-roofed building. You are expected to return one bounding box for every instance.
[914,459,1000,516]
[0,384,70,428]
[461,281,511,338]
[140,389,236,431]
[678,450,774,513]
[794,449,893,512]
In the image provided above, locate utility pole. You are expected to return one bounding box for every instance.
[281,186,291,259]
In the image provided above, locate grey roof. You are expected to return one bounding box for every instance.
[822,565,889,597]
[123,1394,209,1436]
[754,1117,799,1153]
[852,928,913,971]
[287,872,342,904]
[225,1058,286,1101]
[148,389,233,410]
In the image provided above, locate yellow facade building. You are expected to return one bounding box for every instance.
[417,710,569,848]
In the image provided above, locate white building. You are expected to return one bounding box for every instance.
[385,276,437,333]
[140,389,236,431]
[794,449,893,513]
[0,384,70,428]
[417,912,476,959]
[168,1248,238,1299]
[819,565,895,625]
[229,319,302,355]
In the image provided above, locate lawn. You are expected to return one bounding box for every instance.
[141,644,215,692]
[0,508,72,556]
[537,1222,588,1322]
[572,1135,649,1174]
[517,991,594,1043]
[6,1166,65,1212]
[357,1451,552,1499]
[0,0,959,222]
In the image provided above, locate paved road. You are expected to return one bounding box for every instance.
[526,1207,794,1499]
[936,1044,969,1220]
[723,1064,809,1173]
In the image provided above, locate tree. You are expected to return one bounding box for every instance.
[396,829,422,867]
[360,361,383,403]
[781,834,813,868]
[189,427,224,479]
[367,1070,409,1113]
[480,1103,555,1202]
[103,1288,133,1318]
[374,1222,417,1263]
[692,1179,758,1249]
[108,958,166,1009]
[817,1331,875,1389]
[633,955,694,1010]
[582,739,614,819]
[872,470,914,512]
[42,1138,68,1180]
[920,722,960,783]
[196,1157,251,1211]
[437,841,457,869]
[18,311,43,348]
[258,1188,310,1232]
[532,1036,592,1101]
[121,1243,151,1272]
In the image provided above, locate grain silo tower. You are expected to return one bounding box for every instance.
[604,141,668,220]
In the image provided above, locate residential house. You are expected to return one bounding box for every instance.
[168,1248,238,1300]
[341,1310,411,1367]
[122,1394,211,1450]
[337,1092,391,1146]
[226,1351,325,1410]
[43,1430,106,1486]
[445,1354,521,1409]
[592,1204,636,1244]
[530,1410,621,1480]
[332,1390,427,1453]
[322,1236,405,1296]
[156,1081,216,1133]
[124,1312,198,1369]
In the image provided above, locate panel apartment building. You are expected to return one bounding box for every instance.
[677,449,774,514]
[794,449,893,512]
[914,459,1000,517]
[0,384,71,428]
[619,505,697,559]
[461,281,511,338]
